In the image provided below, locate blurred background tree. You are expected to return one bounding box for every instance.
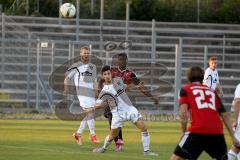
[0,0,239,24]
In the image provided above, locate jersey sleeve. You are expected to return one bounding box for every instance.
[234,84,240,99]
[179,87,189,105]
[96,98,103,104]
[131,73,141,85]
[65,65,77,79]
[203,68,211,88]
[216,70,220,84]
[93,65,97,82]
[215,92,226,113]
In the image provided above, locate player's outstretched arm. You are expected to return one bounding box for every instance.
[85,102,105,114]
[63,76,69,95]
[220,112,240,147]
[179,104,189,134]
[94,81,99,98]
[137,82,159,105]
[216,83,224,97]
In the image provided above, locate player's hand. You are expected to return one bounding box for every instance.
[84,107,95,113]
[151,97,159,106]
[232,121,237,131]
[63,90,68,96]
[218,91,224,98]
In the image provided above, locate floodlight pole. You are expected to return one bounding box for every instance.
[91,0,96,16]
[26,0,29,16]
[100,0,104,58]
[174,39,182,114]
[125,0,131,41]
[58,0,62,25]
[197,0,200,23]
[76,0,80,41]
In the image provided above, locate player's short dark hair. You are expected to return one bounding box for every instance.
[118,53,128,59]
[187,66,204,83]
[209,56,217,61]
[101,65,111,74]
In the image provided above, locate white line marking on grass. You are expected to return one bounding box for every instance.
[0,145,156,160]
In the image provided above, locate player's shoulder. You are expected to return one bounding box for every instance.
[235,84,240,92]
[204,67,212,73]
[125,68,134,73]
[110,67,118,72]
[88,63,96,68]
[236,83,240,89]
[113,77,124,83]
[182,83,192,89]
[68,62,81,69]
[179,84,191,96]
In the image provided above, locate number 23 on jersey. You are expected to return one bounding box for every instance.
[192,89,216,110]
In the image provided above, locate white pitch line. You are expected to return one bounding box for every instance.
[0,144,157,160]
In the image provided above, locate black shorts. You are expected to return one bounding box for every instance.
[173,132,227,160]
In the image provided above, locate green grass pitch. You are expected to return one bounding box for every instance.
[0,120,232,160]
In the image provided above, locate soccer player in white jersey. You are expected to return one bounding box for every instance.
[203,56,223,97]
[228,83,240,160]
[90,65,157,156]
[64,46,100,145]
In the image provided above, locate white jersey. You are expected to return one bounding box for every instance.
[97,77,142,129]
[234,84,240,100]
[203,67,220,90]
[66,62,97,108]
[233,84,240,140]
[97,77,132,114]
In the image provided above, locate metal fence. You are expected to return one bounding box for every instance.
[1,14,240,114]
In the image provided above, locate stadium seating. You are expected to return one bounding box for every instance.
[0,15,239,113]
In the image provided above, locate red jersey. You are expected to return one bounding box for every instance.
[179,82,226,134]
[111,67,140,85]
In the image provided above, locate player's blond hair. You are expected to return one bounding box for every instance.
[208,56,217,62]
[80,46,89,51]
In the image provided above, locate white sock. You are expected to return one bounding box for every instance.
[77,120,87,134]
[228,150,237,160]
[141,130,150,152]
[237,152,240,160]
[87,119,95,135]
[103,135,112,149]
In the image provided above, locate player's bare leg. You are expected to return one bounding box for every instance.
[170,154,185,160]
[134,119,158,156]
[93,128,120,153]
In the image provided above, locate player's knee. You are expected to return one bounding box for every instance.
[108,134,117,141]
[84,110,94,120]
[141,126,148,132]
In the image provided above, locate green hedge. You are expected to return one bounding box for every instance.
[1,0,240,24]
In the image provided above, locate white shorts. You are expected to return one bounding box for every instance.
[235,115,240,141]
[111,106,142,129]
[235,125,240,141]
[78,96,95,109]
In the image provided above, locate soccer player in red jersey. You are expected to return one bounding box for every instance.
[102,53,159,152]
[170,66,239,160]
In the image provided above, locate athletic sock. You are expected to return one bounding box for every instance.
[77,120,87,134]
[141,130,150,152]
[87,119,95,135]
[103,135,112,150]
[228,150,237,160]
